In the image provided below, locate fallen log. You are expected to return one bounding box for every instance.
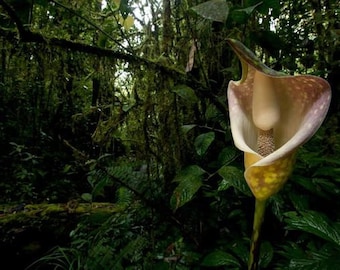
[0,202,123,224]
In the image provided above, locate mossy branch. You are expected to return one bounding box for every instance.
[0,202,122,224]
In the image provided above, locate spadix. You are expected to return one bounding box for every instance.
[252,71,280,131]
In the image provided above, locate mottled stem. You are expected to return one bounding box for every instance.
[248,199,267,270]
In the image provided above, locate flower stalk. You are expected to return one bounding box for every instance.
[248,199,267,270]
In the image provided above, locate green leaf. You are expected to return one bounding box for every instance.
[7,0,32,24]
[205,103,221,121]
[293,174,340,200]
[172,85,198,103]
[293,175,320,195]
[173,165,206,183]
[287,191,310,211]
[81,193,92,202]
[259,241,274,268]
[194,132,215,156]
[218,165,252,196]
[240,1,263,14]
[62,164,72,173]
[230,9,249,24]
[191,0,230,22]
[284,211,340,247]
[263,0,281,17]
[289,254,340,270]
[92,176,113,199]
[35,0,49,7]
[225,241,249,266]
[314,166,340,177]
[217,147,238,166]
[170,165,205,210]
[116,187,132,206]
[119,0,132,19]
[278,242,340,270]
[250,30,285,57]
[247,0,281,17]
[230,2,262,24]
[122,100,135,112]
[312,178,340,195]
[181,124,197,134]
[201,250,240,267]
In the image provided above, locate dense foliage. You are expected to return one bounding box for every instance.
[0,0,339,269]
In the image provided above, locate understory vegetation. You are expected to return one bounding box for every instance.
[0,0,339,269]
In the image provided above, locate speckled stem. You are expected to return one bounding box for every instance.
[248,199,267,270]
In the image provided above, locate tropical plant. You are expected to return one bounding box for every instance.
[0,0,339,269]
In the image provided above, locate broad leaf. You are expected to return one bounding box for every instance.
[119,15,134,30]
[237,1,263,15]
[217,147,238,166]
[261,0,281,17]
[92,176,113,199]
[191,0,230,22]
[293,175,322,196]
[259,241,274,268]
[181,124,196,134]
[194,132,215,156]
[172,85,198,103]
[205,103,222,121]
[201,250,240,267]
[113,0,121,8]
[35,0,49,7]
[173,165,206,183]
[284,211,340,247]
[170,165,205,210]
[81,193,92,202]
[119,0,132,19]
[6,0,32,24]
[230,2,262,24]
[289,256,340,270]
[250,30,284,57]
[279,242,340,270]
[225,241,249,266]
[247,0,281,17]
[116,187,132,205]
[287,192,310,211]
[122,100,135,112]
[218,165,252,196]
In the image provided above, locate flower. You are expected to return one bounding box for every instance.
[227,39,331,200]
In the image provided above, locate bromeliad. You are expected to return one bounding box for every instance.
[226,38,331,270]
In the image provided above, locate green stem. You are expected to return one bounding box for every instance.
[248,199,267,270]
